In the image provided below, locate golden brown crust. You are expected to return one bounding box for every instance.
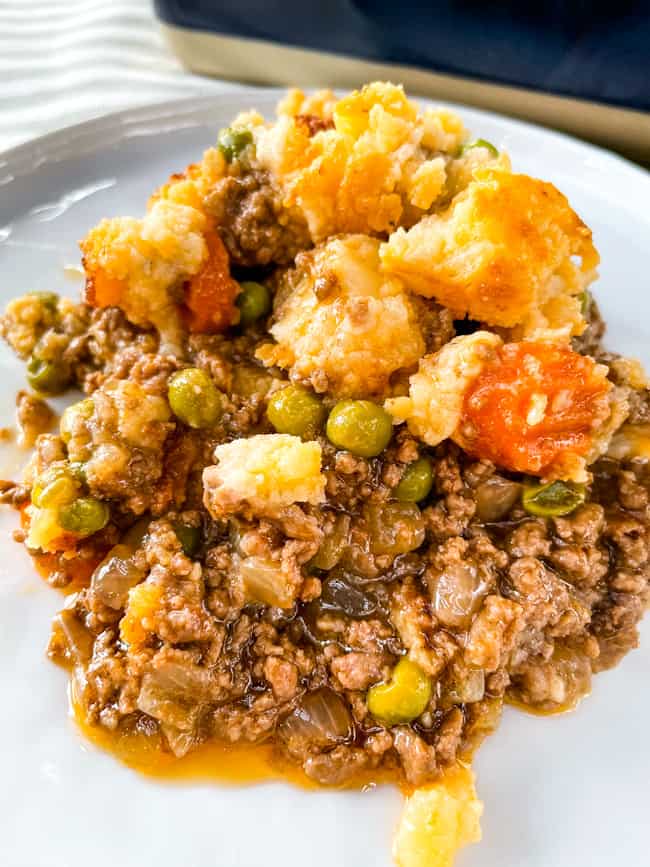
[257,235,426,398]
[380,168,599,339]
[254,82,473,241]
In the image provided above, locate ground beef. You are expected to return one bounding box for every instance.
[39,413,650,785]
[393,727,438,785]
[0,479,30,507]
[412,296,456,355]
[626,389,650,425]
[15,390,55,447]
[0,293,158,396]
[572,295,605,356]
[465,595,525,672]
[83,308,159,391]
[71,370,176,516]
[330,650,388,691]
[205,166,312,267]
[294,114,334,136]
[4,267,650,790]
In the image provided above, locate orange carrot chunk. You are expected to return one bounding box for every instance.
[183,230,240,333]
[460,342,611,476]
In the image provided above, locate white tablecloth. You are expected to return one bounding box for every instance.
[0,0,238,152]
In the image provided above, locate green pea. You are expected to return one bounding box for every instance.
[326,400,393,458]
[58,497,110,536]
[237,281,271,326]
[168,367,223,429]
[367,658,432,725]
[522,480,586,517]
[460,138,499,158]
[578,291,592,316]
[394,458,434,503]
[365,502,425,556]
[217,127,253,163]
[26,354,70,395]
[267,385,325,438]
[174,523,202,558]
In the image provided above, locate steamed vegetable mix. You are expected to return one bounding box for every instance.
[58,498,110,536]
[237,281,271,326]
[217,127,253,163]
[460,138,499,157]
[394,458,434,502]
[183,231,241,333]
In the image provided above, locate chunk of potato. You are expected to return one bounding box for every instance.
[385,332,502,447]
[254,82,469,241]
[81,199,208,346]
[393,765,483,867]
[381,168,598,341]
[203,434,325,518]
[257,235,425,399]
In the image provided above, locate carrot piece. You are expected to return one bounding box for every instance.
[460,342,611,475]
[182,230,240,333]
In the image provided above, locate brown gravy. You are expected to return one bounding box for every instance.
[505,692,586,717]
[49,554,568,791]
[45,550,396,793]
[70,696,395,791]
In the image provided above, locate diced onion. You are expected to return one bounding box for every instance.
[320,574,380,619]
[278,687,354,753]
[238,555,296,608]
[136,661,211,731]
[474,476,521,522]
[50,605,94,666]
[446,668,485,704]
[91,544,145,610]
[160,722,199,758]
[429,563,487,630]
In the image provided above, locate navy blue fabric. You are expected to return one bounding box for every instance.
[154,0,650,111]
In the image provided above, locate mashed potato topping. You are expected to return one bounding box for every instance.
[81,199,208,344]
[386,333,623,481]
[203,434,325,518]
[253,82,483,241]
[257,235,426,398]
[381,168,599,340]
[149,146,226,212]
[385,332,503,447]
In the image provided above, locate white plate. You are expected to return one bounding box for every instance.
[0,90,649,867]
